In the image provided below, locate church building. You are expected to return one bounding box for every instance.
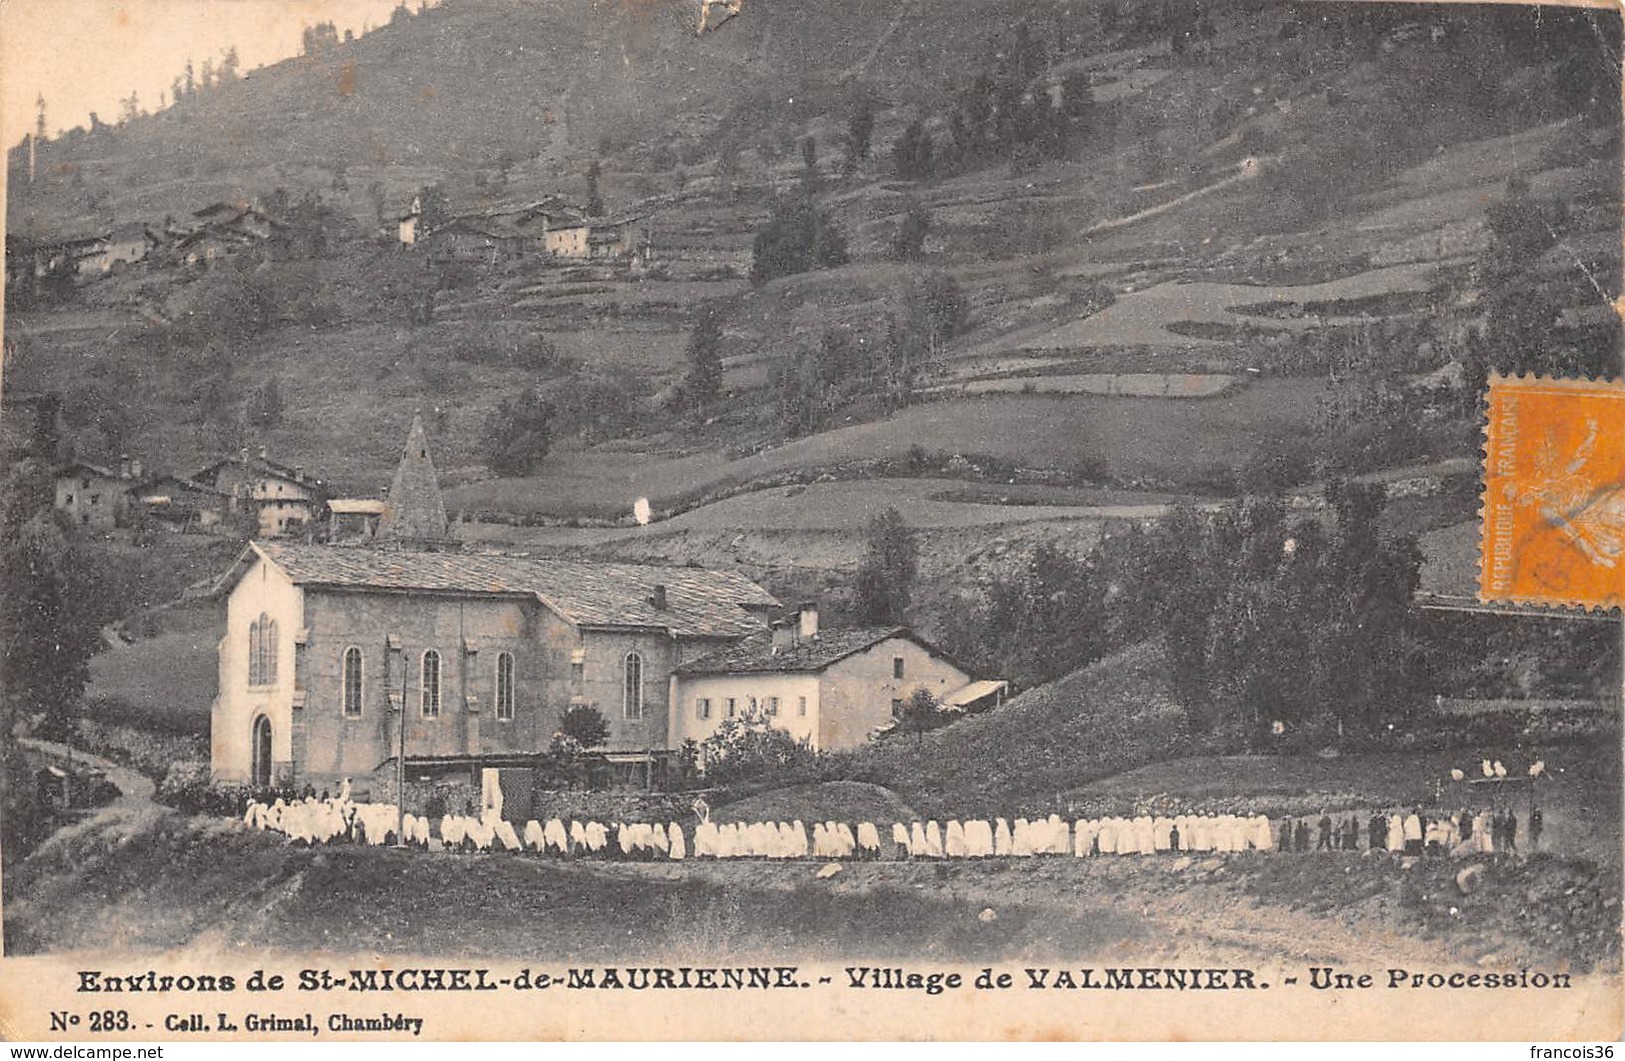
[209,419,779,792]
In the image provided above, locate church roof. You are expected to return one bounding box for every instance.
[674,626,944,675]
[243,541,779,639]
[377,415,448,544]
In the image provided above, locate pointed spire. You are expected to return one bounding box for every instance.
[377,414,448,545]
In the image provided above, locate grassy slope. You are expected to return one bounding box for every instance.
[8,0,1041,233]
[837,639,1190,819]
[712,780,919,825]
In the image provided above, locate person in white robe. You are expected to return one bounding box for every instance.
[1402,811,1423,854]
[924,820,945,859]
[893,822,913,857]
[945,820,967,858]
[910,821,928,857]
[1386,813,1405,852]
[857,822,882,857]
[966,819,994,857]
[1251,814,1273,851]
[669,823,687,860]
[1011,818,1034,857]
[1042,815,1062,855]
[995,818,1014,857]
[837,823,857,858]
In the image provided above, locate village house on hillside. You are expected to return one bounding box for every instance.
[135,472,233,534]
[84,222,162,274]
[52,455,144,530]
[192,448,325,538]
[672,614,995,752]
[412,195,652,264]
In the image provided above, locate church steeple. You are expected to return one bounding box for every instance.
[377,414,448,546]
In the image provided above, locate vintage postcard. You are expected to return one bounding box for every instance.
[0,0,1620,1043]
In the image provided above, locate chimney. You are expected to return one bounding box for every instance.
[771,620,794,654]
[129,458,143,481]
[258,444,269,461]
[118,453,132,480]
[649,583,668,610]
[293,465,305,483]
[798,601,819,640]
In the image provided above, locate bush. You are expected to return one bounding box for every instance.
[699,706,821,788]
[155,766,296,817]
[482,387,554,476]
[750,193,849,286]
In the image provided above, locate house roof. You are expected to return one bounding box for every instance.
[942,679,1009,709]
[236,541,779,639]
[674,625,941,676]
[194,452,322,490]
[109,221,157,243]
[141,473,227,496]
[329,498,386,515]
[55,461,123,481]
[426,216,526,241]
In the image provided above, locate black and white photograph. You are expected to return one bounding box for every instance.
[0,0,1621,1042]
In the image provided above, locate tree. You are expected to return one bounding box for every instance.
[200,57,216,92]
[682,304,725,415]
[246,376,284,428]
[119,91,140,125]
[854,506,916,625]
[184,59,196,98]
[35,93,47,140]
[482,387,554,476]
[894,687,943,742]
[891,118,935,181]
[558,703,609,747]
[367,180,387,226]
[0,486,101,742]
[415,183,451,232]
[219,46,240,82]
[893,198,932,261]
[750,193,849,286]
[716,140,741,202]
[586,161,605,217]
[843,97,876,174]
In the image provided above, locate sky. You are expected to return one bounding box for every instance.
[0,0,419,145]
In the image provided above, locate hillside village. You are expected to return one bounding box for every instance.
[2,0,1623,974]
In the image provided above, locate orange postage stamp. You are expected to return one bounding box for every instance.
[1481,373,1625,611]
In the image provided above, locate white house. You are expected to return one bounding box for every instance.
[670,605,983,752]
